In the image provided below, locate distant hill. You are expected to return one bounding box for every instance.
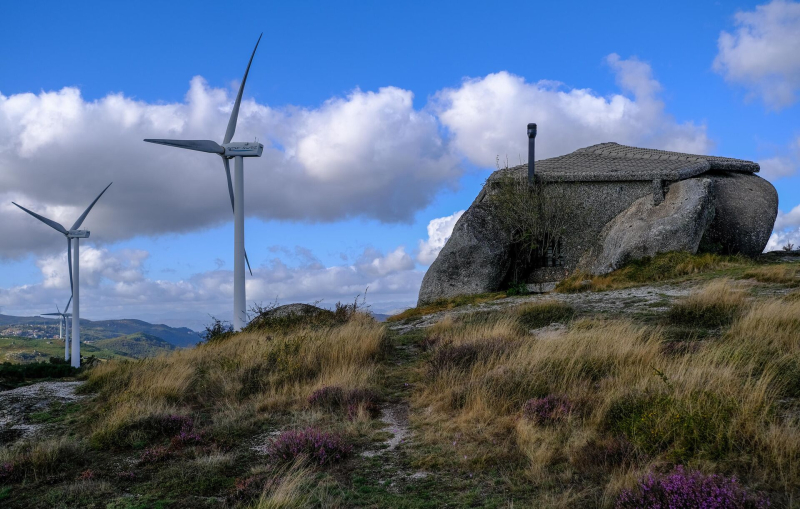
[0,314,201,348]
[93,332,176,358]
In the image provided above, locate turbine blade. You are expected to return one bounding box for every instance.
[56,303,61,314]
[41,313,61,316]
[64,294,72,314]
[67,238,73,294]
[223,33,262,144]
[222,157,235,214]
[12,202,67,234]
[71,182,112,230]
[222,157,253,276]
[143,139,225,154]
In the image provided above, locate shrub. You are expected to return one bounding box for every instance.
[517,300,574,329]
[0,358,79,382]
[522,395,574,425]
[668,279,746,328]
[307,386,345,410]
[617,466,769,508]
[202,317,234,343]
[268,427,351,465]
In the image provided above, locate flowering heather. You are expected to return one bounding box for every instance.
[522,395,574,424]
[78,469,96,480]
[616,466,770,509]
[308,386,345,409]
[268,427,352,465]
[139,445,172,464]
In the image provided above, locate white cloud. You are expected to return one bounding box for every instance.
[713,0,800,110]
[0,245,422,329]
[418,210,465,265]
[433,54,710,169]
[0,79,460,259]
[758,156,798,180]
[766,203,800,251]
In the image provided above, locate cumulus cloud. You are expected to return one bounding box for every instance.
[758,156,798,181]
[713,0,800,109]
[417,210,465,265]
[765,203,800,251]
[0,245,423,328]
[0,80,460,258]
[433,54,710,169]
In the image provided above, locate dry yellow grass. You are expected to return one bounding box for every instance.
[411,298,800,504]
[667,279,748,327]
[743,264,800,286]
[81,315,385,448]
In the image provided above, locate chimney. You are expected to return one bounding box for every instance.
[527,123,537,184]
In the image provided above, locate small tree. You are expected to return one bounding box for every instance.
[487,172,570,285]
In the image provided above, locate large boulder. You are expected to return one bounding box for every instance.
[417,190,511,306]
[579,178,715,275]
[699,172,778,256]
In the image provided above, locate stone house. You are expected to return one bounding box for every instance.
[418,142,778,305]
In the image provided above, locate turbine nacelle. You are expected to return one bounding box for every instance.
[223,142,264,158]
[67,230,90,239]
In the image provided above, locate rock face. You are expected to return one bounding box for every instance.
[579,178,715,275]
[417,191,511,305]
[699,173,778,257]
[417,143,779,306]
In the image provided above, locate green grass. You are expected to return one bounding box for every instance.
[556,252,753,293]
[516,300,575,329]
[388,292,507,322]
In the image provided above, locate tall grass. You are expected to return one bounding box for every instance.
[80,314,385,448]
[411,297,800,505]
[667,279,747,328]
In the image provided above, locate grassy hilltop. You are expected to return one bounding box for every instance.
[1,252,799,508]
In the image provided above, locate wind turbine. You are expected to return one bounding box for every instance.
[13,183,112,367]
[144,34,263,331]
[41,295,72,361]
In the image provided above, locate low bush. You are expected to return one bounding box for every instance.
[617,465,769,508]
[522,395,574,425]
[0,358,79,383]
[308,386,379,420]
[268,427,352,465]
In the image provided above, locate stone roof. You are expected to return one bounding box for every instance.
[507,142,760,182]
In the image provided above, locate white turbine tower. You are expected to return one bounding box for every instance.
[144,34,263,331]
[13,183,112,367]
[41,295,72,361]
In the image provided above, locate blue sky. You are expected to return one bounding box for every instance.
[1,0,798,329]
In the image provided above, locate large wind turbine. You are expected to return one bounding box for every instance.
[13,183,112,367]
[144,34,263,331]
[41,295,72,361]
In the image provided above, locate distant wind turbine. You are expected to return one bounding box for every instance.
[144,34,263,331]
[13,183,112,367]
[41,295,72,361]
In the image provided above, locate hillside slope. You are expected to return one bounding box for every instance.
[1,252,798,508]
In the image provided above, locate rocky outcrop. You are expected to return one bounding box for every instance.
[698,173,778,256]
[417,143,779,306]
[579,178,715,275]
[417,190,511,305]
